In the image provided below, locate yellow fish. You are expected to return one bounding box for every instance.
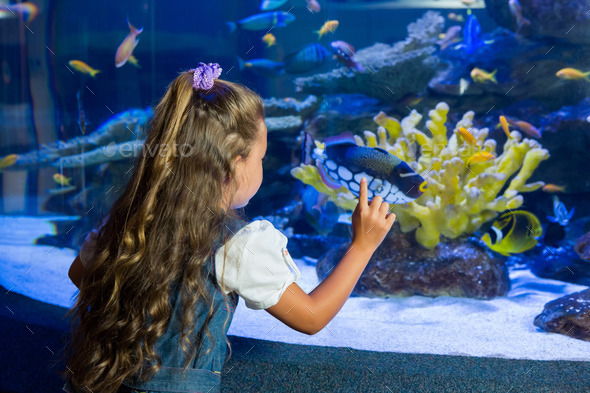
[481,210,542,256]
[542,184,566,193]
[262,33,276,48]
[53,173,72,186]
[115,18,143,68]
[499,115,512,140]
[127,55,141,68]
[471,67,497,84]
[457,127,478,148]
[467,151,495,165]
[0,154,18,170]
[556,67,590,81]
[315,20,339,40]
[68,60,101,78]
[448,12,465,23]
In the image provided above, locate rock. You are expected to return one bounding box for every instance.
[534,289,590,342]
[485,0,590,44]
[262,95,320,118]
[528,245,590,286]
[265,116,302,132]
[575,231,590,262]
[316,227,510,300]
[294,11,444,105]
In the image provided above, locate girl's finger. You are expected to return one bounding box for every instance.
[359,177,367,208]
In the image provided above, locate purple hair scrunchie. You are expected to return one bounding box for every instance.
[190,62,222,91]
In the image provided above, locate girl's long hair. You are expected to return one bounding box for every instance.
[57,73,264,393]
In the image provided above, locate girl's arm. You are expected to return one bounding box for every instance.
[266,177,394,335]
[68,255,85,289]
[266,244,373,335]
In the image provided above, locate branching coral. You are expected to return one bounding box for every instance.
[291,102,550,249]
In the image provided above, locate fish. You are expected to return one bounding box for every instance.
[480,210,542,256]
[301,131,427,204]
[0,154,18,170]
[470,67,497,84]
[284,43,330,74]
[459,77,470,95]
[399,93,424,107]
[68,60,101,77]
[508,0,530,33]
[454,11,493,54]
[504,116,541,138]
[226,11,295,33]
[115,18,143,68]
[329,41,363,71]
[262,33,277,47]
[127,54,141,68]
[306,0,321,12]
[260,0,288,11]
[467,151,495,164]
[437,25,462,50]
[76,90,88,135]
[315,20,339,40]
[555,68,590,82]
[302,186,340,236]
[237,57,285,77]
[547,195,575,226]
[53,173,72,186]
[0,2,38,23]
[542,184,566,193]
[461,0,475,5]
[457,127,479,148]
[448,12,465,23]
[499,115,512,139]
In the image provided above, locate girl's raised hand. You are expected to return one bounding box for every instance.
[351,178,396,252]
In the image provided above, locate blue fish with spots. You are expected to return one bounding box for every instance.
[302,131,427,204]
[226,11,295,33]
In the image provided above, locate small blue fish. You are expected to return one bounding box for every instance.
[226,11,295,33]
[302,131,427,204]
[284,43,330,74]
[260,0,288,11]
[237,57,285,77]
[547,195,575,226]
[454,11,493,54]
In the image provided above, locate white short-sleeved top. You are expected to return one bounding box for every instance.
[77,219,301,310]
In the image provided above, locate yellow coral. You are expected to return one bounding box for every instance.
[291,103,550,249]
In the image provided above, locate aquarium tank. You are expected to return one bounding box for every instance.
[1,0,590,384]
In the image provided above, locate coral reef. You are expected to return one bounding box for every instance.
[293,11,443,104]
[486,0,590,43]
[292,102,550,249]
[262,95,319,118]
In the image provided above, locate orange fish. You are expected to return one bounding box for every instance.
[467,151,495,165]
[457,127,478,148]
[499,115,512,140]
[542,184,566,193]
[315,20,338,40]
[0,154,18,170]
[505,117,542,139]
[115,18,143,68]
[68,60,101,77]
[53,173,72,186]
[556,68,590,81]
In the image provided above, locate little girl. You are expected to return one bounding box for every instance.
[60,62,395,393]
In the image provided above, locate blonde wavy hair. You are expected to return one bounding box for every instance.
[57,72,264,393]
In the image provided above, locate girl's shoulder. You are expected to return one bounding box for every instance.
[224,219,283,246]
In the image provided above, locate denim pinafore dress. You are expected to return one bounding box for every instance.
[63,218,247,393]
